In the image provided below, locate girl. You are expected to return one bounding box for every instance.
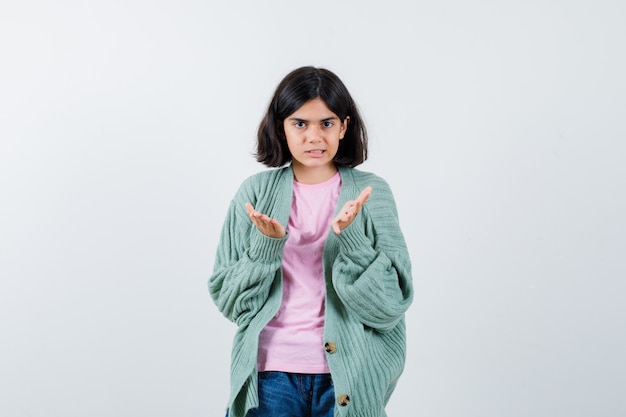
[209,66,413,417]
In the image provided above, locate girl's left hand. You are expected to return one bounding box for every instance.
[331,186,372,234]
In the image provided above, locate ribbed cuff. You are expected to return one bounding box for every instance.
[337,223,371,253]
[248,229,288,262]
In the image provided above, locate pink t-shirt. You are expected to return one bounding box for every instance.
[257,172,341,374]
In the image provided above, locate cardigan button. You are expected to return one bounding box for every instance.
[324,341,337,354]
[337,394,350,406]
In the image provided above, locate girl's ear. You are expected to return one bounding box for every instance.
[340,116,350,139]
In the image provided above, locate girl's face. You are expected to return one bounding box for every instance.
[283,97,349,184]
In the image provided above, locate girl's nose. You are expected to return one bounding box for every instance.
[306,126,323,142]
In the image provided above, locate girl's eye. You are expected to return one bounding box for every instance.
[295,122,306,128]
[323,121,334,128]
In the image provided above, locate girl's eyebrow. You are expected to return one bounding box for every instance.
[288,116,339,122]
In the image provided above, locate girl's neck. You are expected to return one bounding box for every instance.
[292,163,338,185]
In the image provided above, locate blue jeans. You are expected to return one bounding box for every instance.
[228,371,335,417]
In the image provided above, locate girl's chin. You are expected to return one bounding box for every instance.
[294,160,334,169]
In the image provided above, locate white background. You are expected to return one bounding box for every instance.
[1,1,625,416]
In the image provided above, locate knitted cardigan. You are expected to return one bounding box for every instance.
[209,165,413,417]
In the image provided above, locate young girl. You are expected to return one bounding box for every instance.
[209,66,413,417]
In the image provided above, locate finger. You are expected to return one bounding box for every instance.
[245,202,255,216]
[268,219,281,228]
[356,186,372,205]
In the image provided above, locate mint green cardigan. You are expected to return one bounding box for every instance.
[209,165,413,417]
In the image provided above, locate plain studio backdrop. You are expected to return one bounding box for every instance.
[1,0,625,416]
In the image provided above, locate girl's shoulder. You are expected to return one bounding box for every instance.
[234,166,292,202]
[239,166,291,187]
[340,167,399,219]
[339,167,394,195]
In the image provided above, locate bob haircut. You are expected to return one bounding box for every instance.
[256,66,368,168]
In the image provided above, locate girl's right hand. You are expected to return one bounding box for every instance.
[245,202,286,238]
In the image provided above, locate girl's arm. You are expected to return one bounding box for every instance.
[331,179,413,333]
[209,200,287,327]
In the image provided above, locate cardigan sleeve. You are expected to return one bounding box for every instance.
[208,195,287,328]
[331,176,413,333]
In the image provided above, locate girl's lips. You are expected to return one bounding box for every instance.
[306,150,326,157]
